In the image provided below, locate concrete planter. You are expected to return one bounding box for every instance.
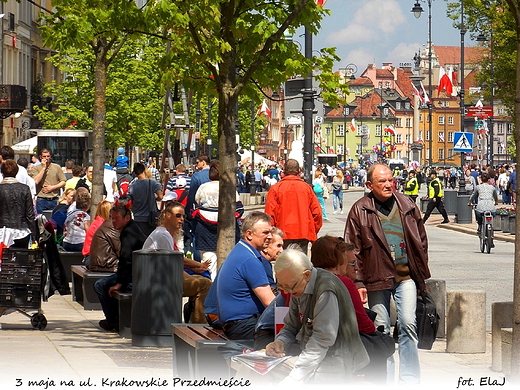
[509,216,516,235]
[501,215,510,233]
[494,215,502,231]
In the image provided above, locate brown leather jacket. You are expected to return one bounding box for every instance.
[344,192,430,292]
[89,219,120,272]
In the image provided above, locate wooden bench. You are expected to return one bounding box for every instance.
[171,323,231,379]
[113,291,132,339]
[59,251,84,283]
[71,265,114,310]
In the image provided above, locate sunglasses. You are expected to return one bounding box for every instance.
[173,213,186,219]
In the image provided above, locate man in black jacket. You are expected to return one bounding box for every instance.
[93,203,147,331]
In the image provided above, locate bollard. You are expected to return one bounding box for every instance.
[131,249,184,347]
[426,279,446,338]
[446,290,486,353]
[491,301,513,372]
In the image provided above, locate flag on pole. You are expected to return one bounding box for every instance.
[384,125,396,136]
[349,118,356,132]
[256,99,271,117]
[420,81,431,103]
[314,0,328,6]
[411,82,425,103]
[438,66,453,96]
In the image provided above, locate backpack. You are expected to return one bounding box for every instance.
[118,177,131,199]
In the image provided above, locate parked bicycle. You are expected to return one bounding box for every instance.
[469,204,494,254]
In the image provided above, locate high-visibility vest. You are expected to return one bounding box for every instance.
[404,177,419,196]
[428,177,443,198]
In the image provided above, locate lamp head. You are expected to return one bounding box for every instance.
[411,1,424,19]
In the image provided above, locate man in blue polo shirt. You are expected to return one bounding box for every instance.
[216,211,276,340]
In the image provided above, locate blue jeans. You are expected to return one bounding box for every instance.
[62,242,84,252]
[368,279,420,384]
[332,190,343,211]
[93,274,119,325]
[36,197,58,215]
[316,193,327,219]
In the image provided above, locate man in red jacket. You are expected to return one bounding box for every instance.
[264,159,322,254]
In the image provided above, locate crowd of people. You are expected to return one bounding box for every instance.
[3,143,517,385]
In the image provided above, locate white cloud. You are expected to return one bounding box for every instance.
[326,0,405,45]
[341,49,377,70]
[387,42,422,65]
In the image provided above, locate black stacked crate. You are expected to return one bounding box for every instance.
[0,249,43,309]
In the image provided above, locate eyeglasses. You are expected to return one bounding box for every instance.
[277,273,305,293]
[174,213,186,219]
[347,260,357,266]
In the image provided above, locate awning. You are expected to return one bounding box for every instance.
[11,136,37,154]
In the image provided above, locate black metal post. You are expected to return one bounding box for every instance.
[303,27,314,184]
[458,1,467,194]
[343,106,347,164]
[251,101,255,169]
[207,96,213,158]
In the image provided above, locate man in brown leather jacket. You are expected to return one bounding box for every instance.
[89,218,120,272]
[345,164,430,385]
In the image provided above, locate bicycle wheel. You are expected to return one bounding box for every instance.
[479,226,485,253]
[486,224,493,254]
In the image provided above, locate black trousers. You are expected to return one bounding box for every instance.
[423,197,448,222]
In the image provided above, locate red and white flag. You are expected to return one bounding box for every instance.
[384,125,396,136]
[314,0,328,6]
[411,82,424,103]
[420,81,431,103]
[349,118,356,132]
[438,66,453,96]
[256,99,272,117]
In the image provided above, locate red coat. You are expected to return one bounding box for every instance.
[264,175,323,241]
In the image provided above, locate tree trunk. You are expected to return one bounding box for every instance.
[511,0,520,382]
[90,39,108,217]
[216,76,239,269]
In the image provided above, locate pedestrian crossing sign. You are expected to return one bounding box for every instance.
[453,132,473,152]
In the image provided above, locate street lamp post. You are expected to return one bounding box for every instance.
[458,1,467,194]
[343,105,347,164]
[412,0,433,167]
[207,96,213,158]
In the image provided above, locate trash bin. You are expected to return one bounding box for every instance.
[456,194,472,224]
[444,190,457,215]
[131,249,184,347]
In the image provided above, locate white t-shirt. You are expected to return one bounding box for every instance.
[103,168,118,202]
[143,226,175,250]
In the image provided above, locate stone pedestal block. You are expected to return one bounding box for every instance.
[446,290,486,353]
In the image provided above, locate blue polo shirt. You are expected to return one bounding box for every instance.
[216,240,271,323]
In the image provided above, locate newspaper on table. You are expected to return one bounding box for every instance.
[231,349,291,375]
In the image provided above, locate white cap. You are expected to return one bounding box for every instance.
[162,192,178,202]
[176,177,187,188]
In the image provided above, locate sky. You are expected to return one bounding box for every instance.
[305,0,475,74]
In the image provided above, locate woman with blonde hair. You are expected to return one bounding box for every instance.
[332,169,344,214]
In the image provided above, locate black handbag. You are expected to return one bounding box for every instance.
[393,291,440,350]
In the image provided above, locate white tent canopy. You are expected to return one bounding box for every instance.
[238,149,276,167]
[12,136,37,155]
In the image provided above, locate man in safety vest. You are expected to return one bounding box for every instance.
[422,170,449,223]
[403,170,419,203]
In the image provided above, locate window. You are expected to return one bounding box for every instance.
[396,151,402,158]
[425,148,430,160]
[419,130,423,140]
[405,118,411,128]
[425,130,431,141]
[396,102,401,110]
[448,132,454,142]
[385,82,391,89]
[383,107,389,116]
[448,149,454,159]
[338,144,344,155]
[396,118,402,127]
[439,116,445,125]
[375,125,381,137]
[419,114,423,123]
[405,134,411,144]
[438,149,444,160]
[396,134,402,143]
[448,116,454,125]
[508,123,514,134]
[325,127,331,136]
[338,125,344,136]
[497,123,504,134]
[343,107,349,116]
[405,102,411,109]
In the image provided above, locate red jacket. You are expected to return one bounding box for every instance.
[264,175,323,241]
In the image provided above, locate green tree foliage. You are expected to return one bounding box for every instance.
[147,0,346,263]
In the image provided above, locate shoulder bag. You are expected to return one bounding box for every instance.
[147,180,160,228]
